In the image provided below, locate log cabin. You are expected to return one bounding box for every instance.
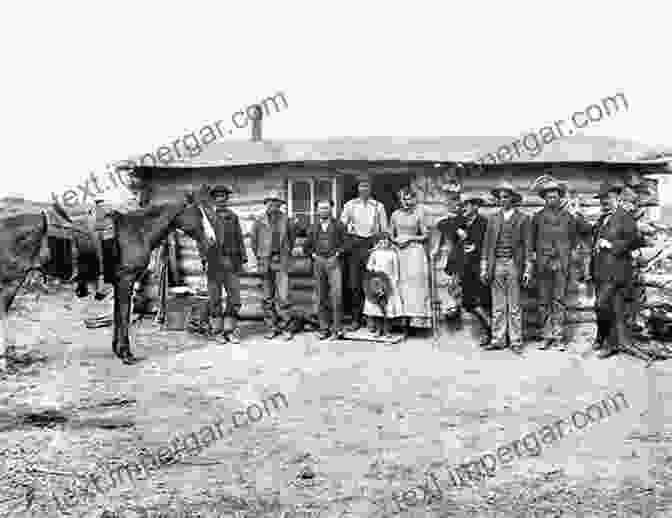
[122,116,672,339]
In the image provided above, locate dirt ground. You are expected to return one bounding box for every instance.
[1,285,671,518]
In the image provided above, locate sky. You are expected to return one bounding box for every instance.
[2,1,671,204]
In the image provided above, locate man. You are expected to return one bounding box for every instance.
[435,188,491,342]
[620,183,650,334]
[340,179,388,331]
[454,195,492,345]
[530,178,588,350]
[251,190,296,340]
[590,181,641,358]
[480,181,532,354]
[432,181,464,321]
[304,199,347,340]
[206,185,247,343]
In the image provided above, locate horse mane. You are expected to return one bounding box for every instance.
[51,201,72,223]
[112,202,183,225]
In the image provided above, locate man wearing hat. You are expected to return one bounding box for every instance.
[340,179,388,331]
[480,181,532,354]
[436,191,491,344]
[620,182,650,335]
[251,189,296,340]
[589,181,641,358]
[204,185,247,342]
[530,177,589,350]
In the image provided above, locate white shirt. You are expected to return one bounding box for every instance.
[340,197,388,237]
[502,208,515,221]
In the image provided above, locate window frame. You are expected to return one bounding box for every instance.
[287,176,339,223]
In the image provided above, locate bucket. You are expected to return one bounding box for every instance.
[188,296,211,324]
[164,294,191,331]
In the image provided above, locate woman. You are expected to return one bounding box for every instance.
[390,188,432,335]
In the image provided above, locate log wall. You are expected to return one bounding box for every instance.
[137,163,662,329]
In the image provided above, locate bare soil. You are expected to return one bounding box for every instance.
[0,286,671,518]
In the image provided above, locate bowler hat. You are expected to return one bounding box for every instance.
[264,190,286,204]
[491,181,522,203]
[594,181,623,199]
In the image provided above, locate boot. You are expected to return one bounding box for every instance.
[383,318,392,338]
[473,307,492,347]
[119,345,139,365]
[597,346,618,359]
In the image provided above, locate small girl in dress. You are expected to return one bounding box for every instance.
[363,232,404,337]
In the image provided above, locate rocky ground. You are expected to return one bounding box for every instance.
[0,284,671,518]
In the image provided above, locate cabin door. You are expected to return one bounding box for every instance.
[371,173,415,219]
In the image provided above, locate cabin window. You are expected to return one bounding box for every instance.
[287,177,338,227]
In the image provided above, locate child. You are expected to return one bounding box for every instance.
[363,232,404,337]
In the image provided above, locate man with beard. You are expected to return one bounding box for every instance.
[530,178,588,351]
[437,193,491,345]
[251,190,296,340]
[620,183,651,335]
[589,181,641,358]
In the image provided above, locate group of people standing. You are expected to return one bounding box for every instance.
[434,176,646,359]
[85,174,645,359]
[306,175,647,359]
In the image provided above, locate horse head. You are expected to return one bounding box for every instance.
[174,184,218,257]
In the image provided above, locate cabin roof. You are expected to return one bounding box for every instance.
[120,135,672,171]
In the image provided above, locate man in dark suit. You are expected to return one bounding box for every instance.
[304,199,347,340]
[251,190,296,340]
[530,178,588,350]
[206,185,247,343]
[448,195,491,345]
[590,181,642,358]
[480,181,532,354]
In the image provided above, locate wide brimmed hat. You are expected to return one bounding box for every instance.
[363,270,392,312]
[461,195,486,206]
[211,184,234,196]
[264,189,286,204]
[442,181,462,196]
[534,177,568,198]
[491,181,522,202]
[594,181,623,199]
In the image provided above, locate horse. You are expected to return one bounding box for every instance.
[0,186,217,369]
[0,211,50,370]
[108,186,216,364]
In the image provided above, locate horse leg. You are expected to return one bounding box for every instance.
[0,301,8,371]
[115,275,139,364]
[112,281,121,358]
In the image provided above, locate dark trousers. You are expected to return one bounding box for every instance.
[260,256,291,331]
[346,237,374,323]
[537,266,568,341]
[207,270,242,332]
[461,268,491,312]
[313,255,343,333]
[595,280,630,350]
